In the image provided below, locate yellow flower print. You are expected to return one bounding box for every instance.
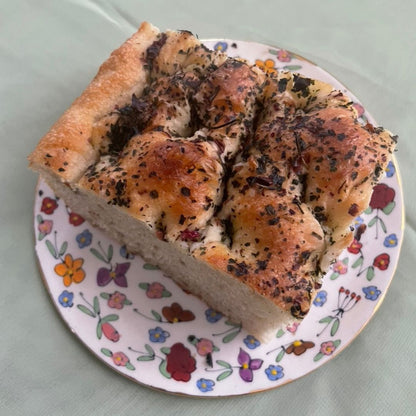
[255,59,277,75]
[54,254,86,286]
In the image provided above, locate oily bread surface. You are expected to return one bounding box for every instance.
[29,22,397,340]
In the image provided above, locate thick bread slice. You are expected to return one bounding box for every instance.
[34,168,293,342]
[29,22,397,342]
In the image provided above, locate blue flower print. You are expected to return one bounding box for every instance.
[148,326,170,343]
[385,161,395,178]
[243,335,260,349]
[313,290,328,307]
[196,378,215,392]
[362,286,381,301]
[205,308,222,323]
[383,233,398,248]
[265,364,284,381]
[76,229,92,248]
[353,216,364,229]
[120,245,135,259]
[58,290,74,307]
[213,41,228,52]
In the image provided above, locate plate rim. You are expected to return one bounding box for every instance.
[32,38,405,397]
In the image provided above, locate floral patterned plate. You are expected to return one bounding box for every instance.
[33,40,404,397]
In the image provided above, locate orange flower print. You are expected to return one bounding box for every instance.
[255,59,277,75]
[54,254,85,286]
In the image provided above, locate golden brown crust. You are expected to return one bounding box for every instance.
[195,164,325,317]
[29,23,397,324]
[73,33,263,246]
[79,131,224,242]
[28,22,160,182]
[151,30,227,78]
[194,74,396,317]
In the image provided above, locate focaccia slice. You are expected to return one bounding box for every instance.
[29,22,397,341]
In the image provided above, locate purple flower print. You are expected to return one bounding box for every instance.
[97,263,130,287]
[237,348,263,382]
[91,242,130,287]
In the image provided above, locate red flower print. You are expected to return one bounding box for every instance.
[369,184,395,210]
[69,212,85,226]
[112,351,129,366]
[166,343,196,382]
[38,219,53,236]
[332,260,348,275]
[196,338,214,356]
[347,238,363,254]
[277,49,291,62]
[320,341,336,356]
[41,197,58,215]
[286,321,300,334]
[101,322,120,342]
[108,291,126,309]
[146,282,165,299]
[373,253,390,270]
[162,303,195,323]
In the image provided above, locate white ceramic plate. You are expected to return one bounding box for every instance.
[33,39,403,397]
